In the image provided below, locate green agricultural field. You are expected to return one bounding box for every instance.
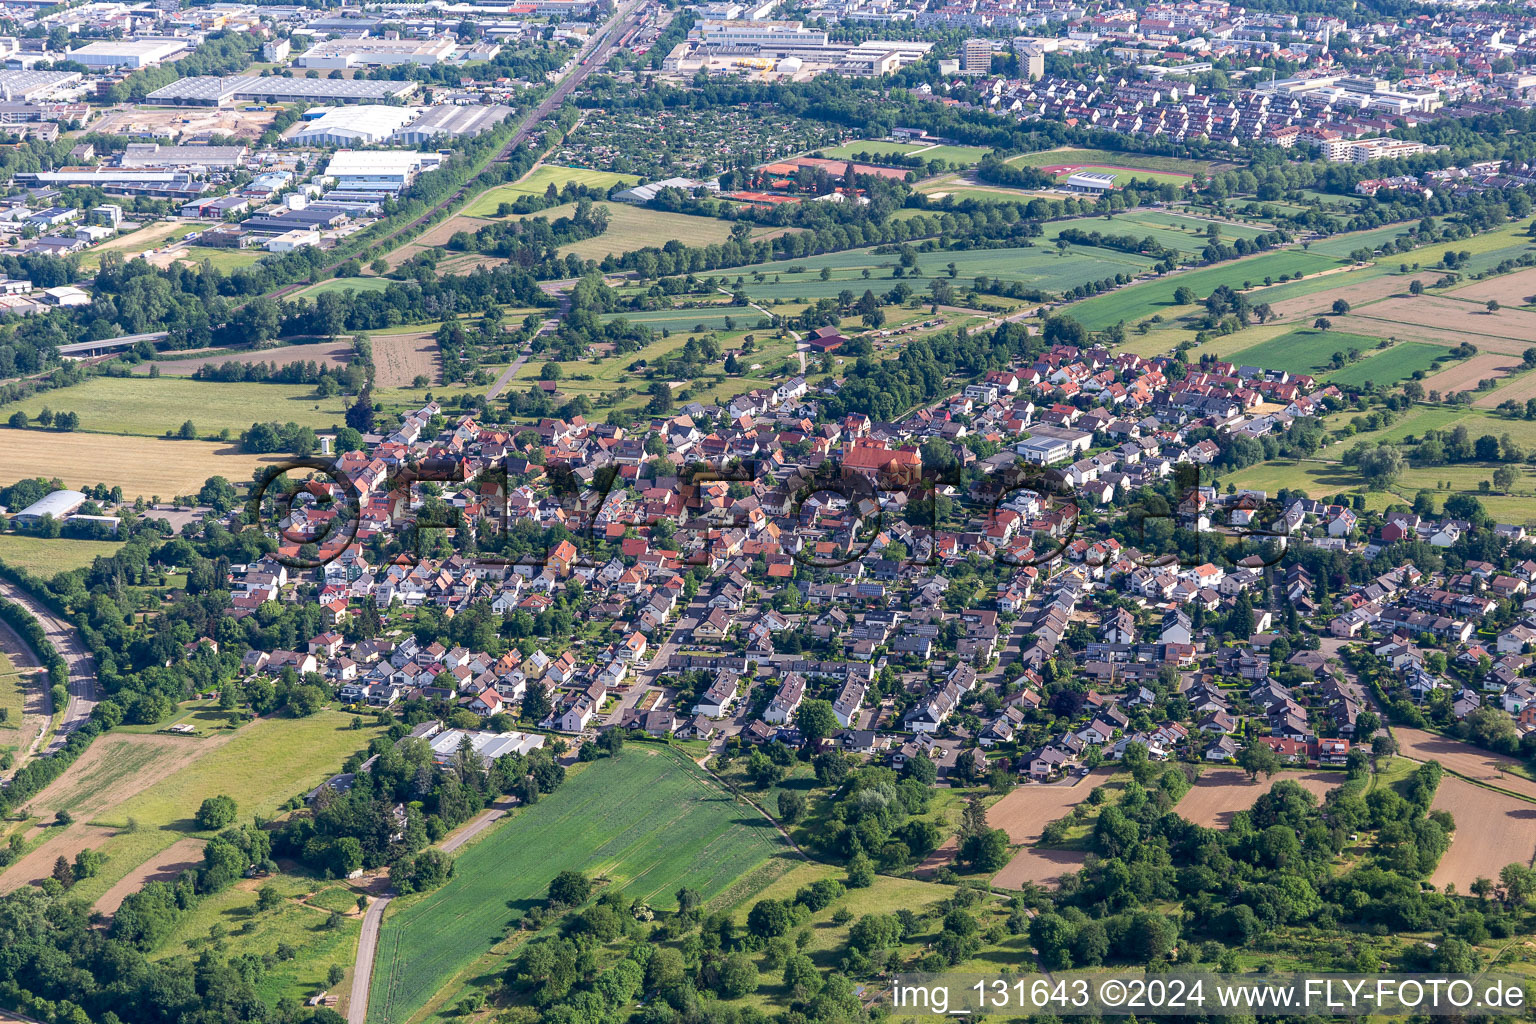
[1065,249,1345,330]
[149,872,362,1007]
[741,243,1155,304]
[1005,147,1219,176]
[463,166,639,217]
[1326,342,1448,387]
[1228,328,1386,375]
[0,533,125,575]
[369,748,794,1024]
[0,377,347,439]
[557,203,736,261]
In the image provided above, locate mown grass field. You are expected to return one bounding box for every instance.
[817,140,929,159]
[176,246,269,272]
[1227,328,1384,375]
[0,534,125,575]
[601,304,763,332]
[556,204,736,261]
[369,748,794,1024]
[1325,341,1447,387]
[292,276,393,300]
[463,166,639,217]
[1,377,346,438]
[1043,210,1266,258]
[1065,249,1344,330]
[740,243,1155,304]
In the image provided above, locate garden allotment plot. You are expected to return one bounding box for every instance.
[740,244,1158,303]
[369,749,793,1024]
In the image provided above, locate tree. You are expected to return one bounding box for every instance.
[747,898,794,938]
[51,855,73,888]
[195,794,237,831]
[1488,300,1501,313]
[1332,298,1351,314]
[716,952,759,999]
[959,828,1010,872]
[847,851,875,888]
[796,699,838,744]
[1409,278,1424,295]
[746,749,786,788]
[1494,465,1518,493]
[1313,317,1332,331]
[777,789,807,824]
[257,884,282,912]
[177,419,197,440]
[327,964,346,987]
[547,869,591,906]
[1357,445,1404,489]
[1237,742,1282,781]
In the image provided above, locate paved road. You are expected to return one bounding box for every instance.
[0,580,97,754]
[346,894,392,1024]
[484,350,532,401]
[344,794,519,1021]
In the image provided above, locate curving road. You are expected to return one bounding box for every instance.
[0,580,97,754]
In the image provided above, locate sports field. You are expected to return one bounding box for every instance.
[1065,250,1345,330]
[1005,147,1219,176]
[369,749,793,1024]
[1,377,346,438]
[1325,342,1447,388]
[1226,328,1387,376]
[0,431,287,499]
[463,166,639,217]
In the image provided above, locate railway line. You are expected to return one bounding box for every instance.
[265,0,645,303]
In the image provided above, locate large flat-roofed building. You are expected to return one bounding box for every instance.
[291,105,423,147]
[146,75,418,107]
[394,104,513,145]
[117,143,247,171]
[68,38,189,68]
[323,149,443,192]
[294,37,459,68]
[0,69,82,100]
[10,489,86,526]
[429,728,545,766]
[1064,170,1116,193]
[697,19,829,48]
